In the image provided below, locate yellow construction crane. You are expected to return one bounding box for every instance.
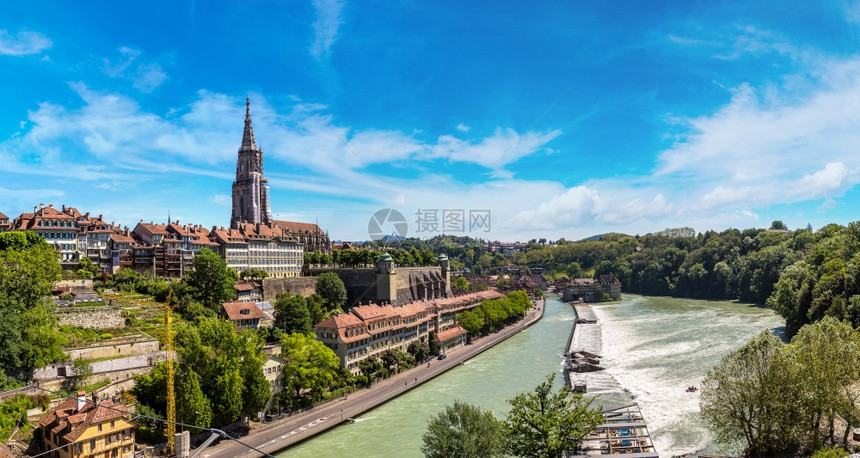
[163,289,176,455]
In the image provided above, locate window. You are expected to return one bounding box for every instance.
[90,439,96,450]
[76,443,82,454]
[110,420,115,429]
[98,423,103,432]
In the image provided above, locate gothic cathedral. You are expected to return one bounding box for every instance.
[230,97,331,253]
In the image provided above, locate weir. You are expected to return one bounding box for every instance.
[563,300,657,457]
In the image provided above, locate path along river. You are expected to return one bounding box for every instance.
[281,294,784,457]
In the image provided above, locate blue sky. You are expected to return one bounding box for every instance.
[2,1,860,242]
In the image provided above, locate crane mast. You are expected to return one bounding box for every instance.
[163,289,176,455]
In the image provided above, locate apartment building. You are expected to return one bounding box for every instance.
[314,290,504,373]
[38,392,135,458]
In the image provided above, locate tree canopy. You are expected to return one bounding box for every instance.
[0,231,66,372]
[134,317,271,427]
[701,318,860,456]
[421,401,506,458]
[184,248,237,312]
[279,332,341,409]
[504,373,603,458]
[315,272,347,310]
[273,293,313,335]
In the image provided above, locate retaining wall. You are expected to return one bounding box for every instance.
[55,307,125,329]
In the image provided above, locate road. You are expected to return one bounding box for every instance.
[202,298,546,458]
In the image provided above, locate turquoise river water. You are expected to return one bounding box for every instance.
[280,294,784,457]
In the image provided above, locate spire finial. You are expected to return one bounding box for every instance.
[241,95,256,151]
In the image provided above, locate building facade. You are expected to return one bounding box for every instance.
[38,392,135,458]
[314,289,503,373]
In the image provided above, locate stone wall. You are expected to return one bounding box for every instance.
[307,267,450,306]
[55,306,125,329]
[262,277,319,301]
[57,279,94,292]
[66,338,160,360]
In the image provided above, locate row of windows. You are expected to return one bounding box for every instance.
[38,220,76,227]
[40,231,76,240]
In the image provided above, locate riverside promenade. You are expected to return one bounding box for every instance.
[202,297,546,458]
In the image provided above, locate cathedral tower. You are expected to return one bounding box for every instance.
[231,97,272,227]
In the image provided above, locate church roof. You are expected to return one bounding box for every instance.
[272,219,325,235]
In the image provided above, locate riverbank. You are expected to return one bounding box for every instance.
[201,297,546,458]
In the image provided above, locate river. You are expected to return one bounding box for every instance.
[281,294,784,457]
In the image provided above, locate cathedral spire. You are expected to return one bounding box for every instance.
[241,95,257,151]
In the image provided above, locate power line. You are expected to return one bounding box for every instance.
[17,383,275,458]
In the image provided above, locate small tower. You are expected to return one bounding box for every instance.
[377,252,395,274]
[437,253,452,297]
[376,252,397,305]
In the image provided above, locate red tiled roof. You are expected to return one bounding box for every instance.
[39,393,131,443]
[135,222,169,235]
[221,301,265,321]
[272,219,325,235]
[435,326,468,342]
[235,281,258,292]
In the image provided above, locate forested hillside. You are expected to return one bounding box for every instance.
[510,223,860,337]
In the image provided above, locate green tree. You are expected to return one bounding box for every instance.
[306,294,326,325]
[359,356,382,385]
[71,358,93,389]
[456,310,484,337]
[280,333,341,407]
[791,317,860,447]
[76,257,99,278]
[184,248,237,312]
[315,272,347,309]
[132,362,168,416]
[240,337,271,419]
[504,373,603,458]
[239,268,269,280]
[770,220,788,230]
[175,318,267,425]
[407,341,430,363]
[273,293,312,335]
[700,331,800,457]
[452,277,469,293]
[176,368,212,433]
[421,401,506,458]
[0,231,66,371]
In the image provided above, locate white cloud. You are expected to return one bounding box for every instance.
[456,123,470,132]
[428,128,562,168]
[0,29,52,56]
[102,47,168,92]
[208,194,231,207]
[790,162,850,199]
[310,0,344,60]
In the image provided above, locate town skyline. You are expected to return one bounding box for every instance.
[3,2,860,241]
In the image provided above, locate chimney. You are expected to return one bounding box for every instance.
[91,393,98,406]
[99,214,102,221]
[76,390,86,412]
[39,203,44,209]
[62,205,66,212]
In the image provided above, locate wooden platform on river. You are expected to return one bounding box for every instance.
[571,405,658,458]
